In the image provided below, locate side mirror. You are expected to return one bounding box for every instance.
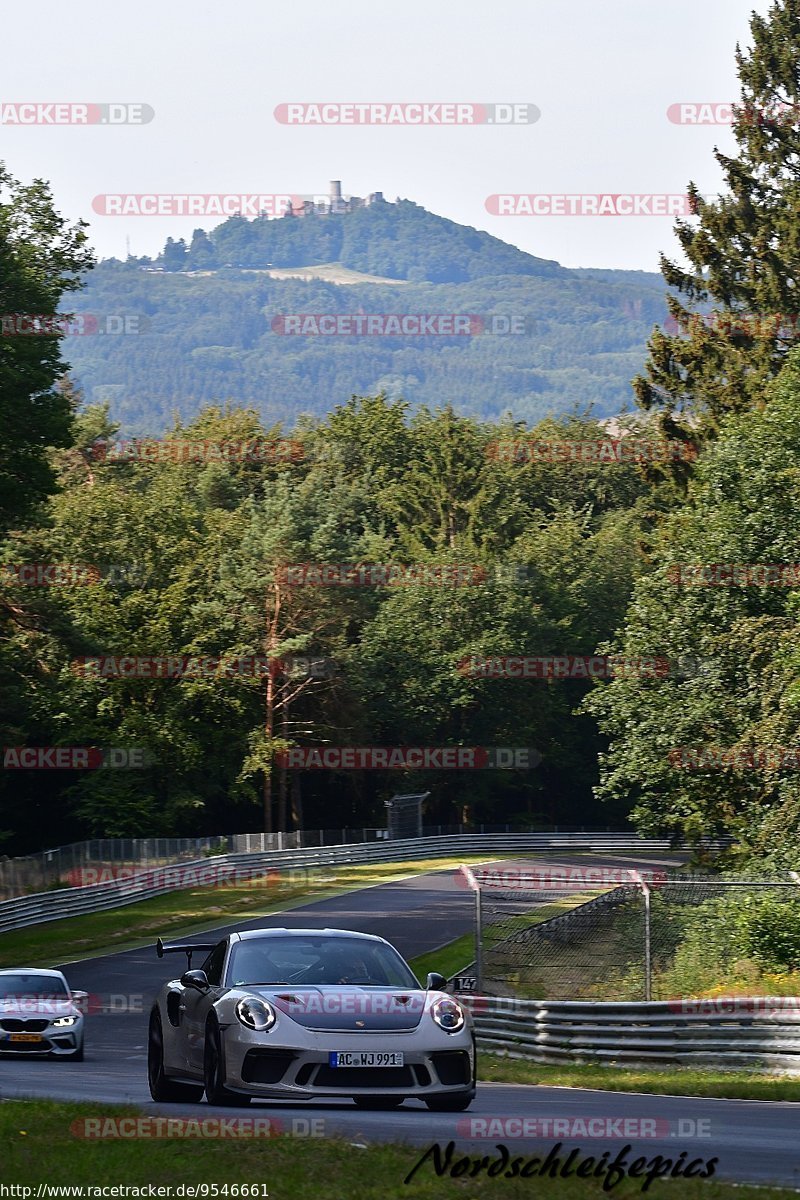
[426,972,448,991]
[181,969,210,992]
[70,990,89,1013]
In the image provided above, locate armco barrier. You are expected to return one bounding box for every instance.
[466,996,800,1073]
[0,833,685,933]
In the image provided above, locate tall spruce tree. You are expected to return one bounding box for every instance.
[0,164,93,534]
[635,0,800,446]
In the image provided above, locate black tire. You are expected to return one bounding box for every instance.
[64,1041,84,1062]
[425,1091,475,1112]
[148,1009,203,1103]
[352,1096,405,1109]
[204,1018,250,1106]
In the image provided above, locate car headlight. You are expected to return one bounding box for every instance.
[52,1015,77,1027]
[431,997,465,1032]
[235,997,276,1032]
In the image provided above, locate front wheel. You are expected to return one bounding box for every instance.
[148,1010,203,1103]
[204,1019,250,1106]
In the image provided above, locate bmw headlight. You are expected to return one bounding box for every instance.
[52,1015,77,1027]
[235,997,276,1032]
[431,997,465,1032]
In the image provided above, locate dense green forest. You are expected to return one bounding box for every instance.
[5,0,800,874]
[0,393,654,851]
[62,201,669,434]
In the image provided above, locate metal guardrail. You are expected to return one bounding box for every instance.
[0,833,683,934]
[466,996,800,1073]
[0,825,634,899]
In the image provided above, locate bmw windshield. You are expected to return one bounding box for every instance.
[0,974,68,1000]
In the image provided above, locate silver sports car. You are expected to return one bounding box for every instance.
[0,968,86,1059]
[148,928,476,1110]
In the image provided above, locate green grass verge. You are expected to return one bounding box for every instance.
[1,1100,795,1197]
[410,933,476,982]
[480,1055,800,1101]
[0,856,507,970]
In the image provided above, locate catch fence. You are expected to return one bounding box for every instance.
[457,867,800,1002]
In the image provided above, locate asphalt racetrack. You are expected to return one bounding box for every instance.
[1,854,798,1189]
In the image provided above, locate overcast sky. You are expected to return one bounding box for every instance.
[0,0,773,272]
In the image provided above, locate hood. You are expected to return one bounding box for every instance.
[0,997,75,1020]
[249,987,428,1031]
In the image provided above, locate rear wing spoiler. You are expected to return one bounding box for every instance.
[156,937,216,967]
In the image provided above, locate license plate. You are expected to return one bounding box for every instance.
[7,1033,43,1043]
[328,1051,404,1068]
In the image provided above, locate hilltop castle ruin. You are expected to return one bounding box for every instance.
[287,181,385,217]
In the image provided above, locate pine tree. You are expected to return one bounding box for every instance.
[635,0,800,445]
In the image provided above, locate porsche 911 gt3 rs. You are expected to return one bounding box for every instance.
[148,927,475,1110]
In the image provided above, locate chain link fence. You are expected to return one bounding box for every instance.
[459,866,800,1002]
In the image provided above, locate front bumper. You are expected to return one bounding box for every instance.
[0,1020,83,1055]
[219,1025,475,1099]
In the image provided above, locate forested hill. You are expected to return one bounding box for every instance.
[64,198,669,435]
[162,198,569,282]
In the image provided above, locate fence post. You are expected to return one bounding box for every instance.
[643,883,651,1000]
[475,885,483,994]
[629,871,652,1001]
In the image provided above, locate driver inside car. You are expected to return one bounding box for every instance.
[330,952,371,984]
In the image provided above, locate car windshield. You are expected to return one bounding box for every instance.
[0,974,68,1000]
[226,937,419,989]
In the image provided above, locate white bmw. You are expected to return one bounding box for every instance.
[0,968,86,1060]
